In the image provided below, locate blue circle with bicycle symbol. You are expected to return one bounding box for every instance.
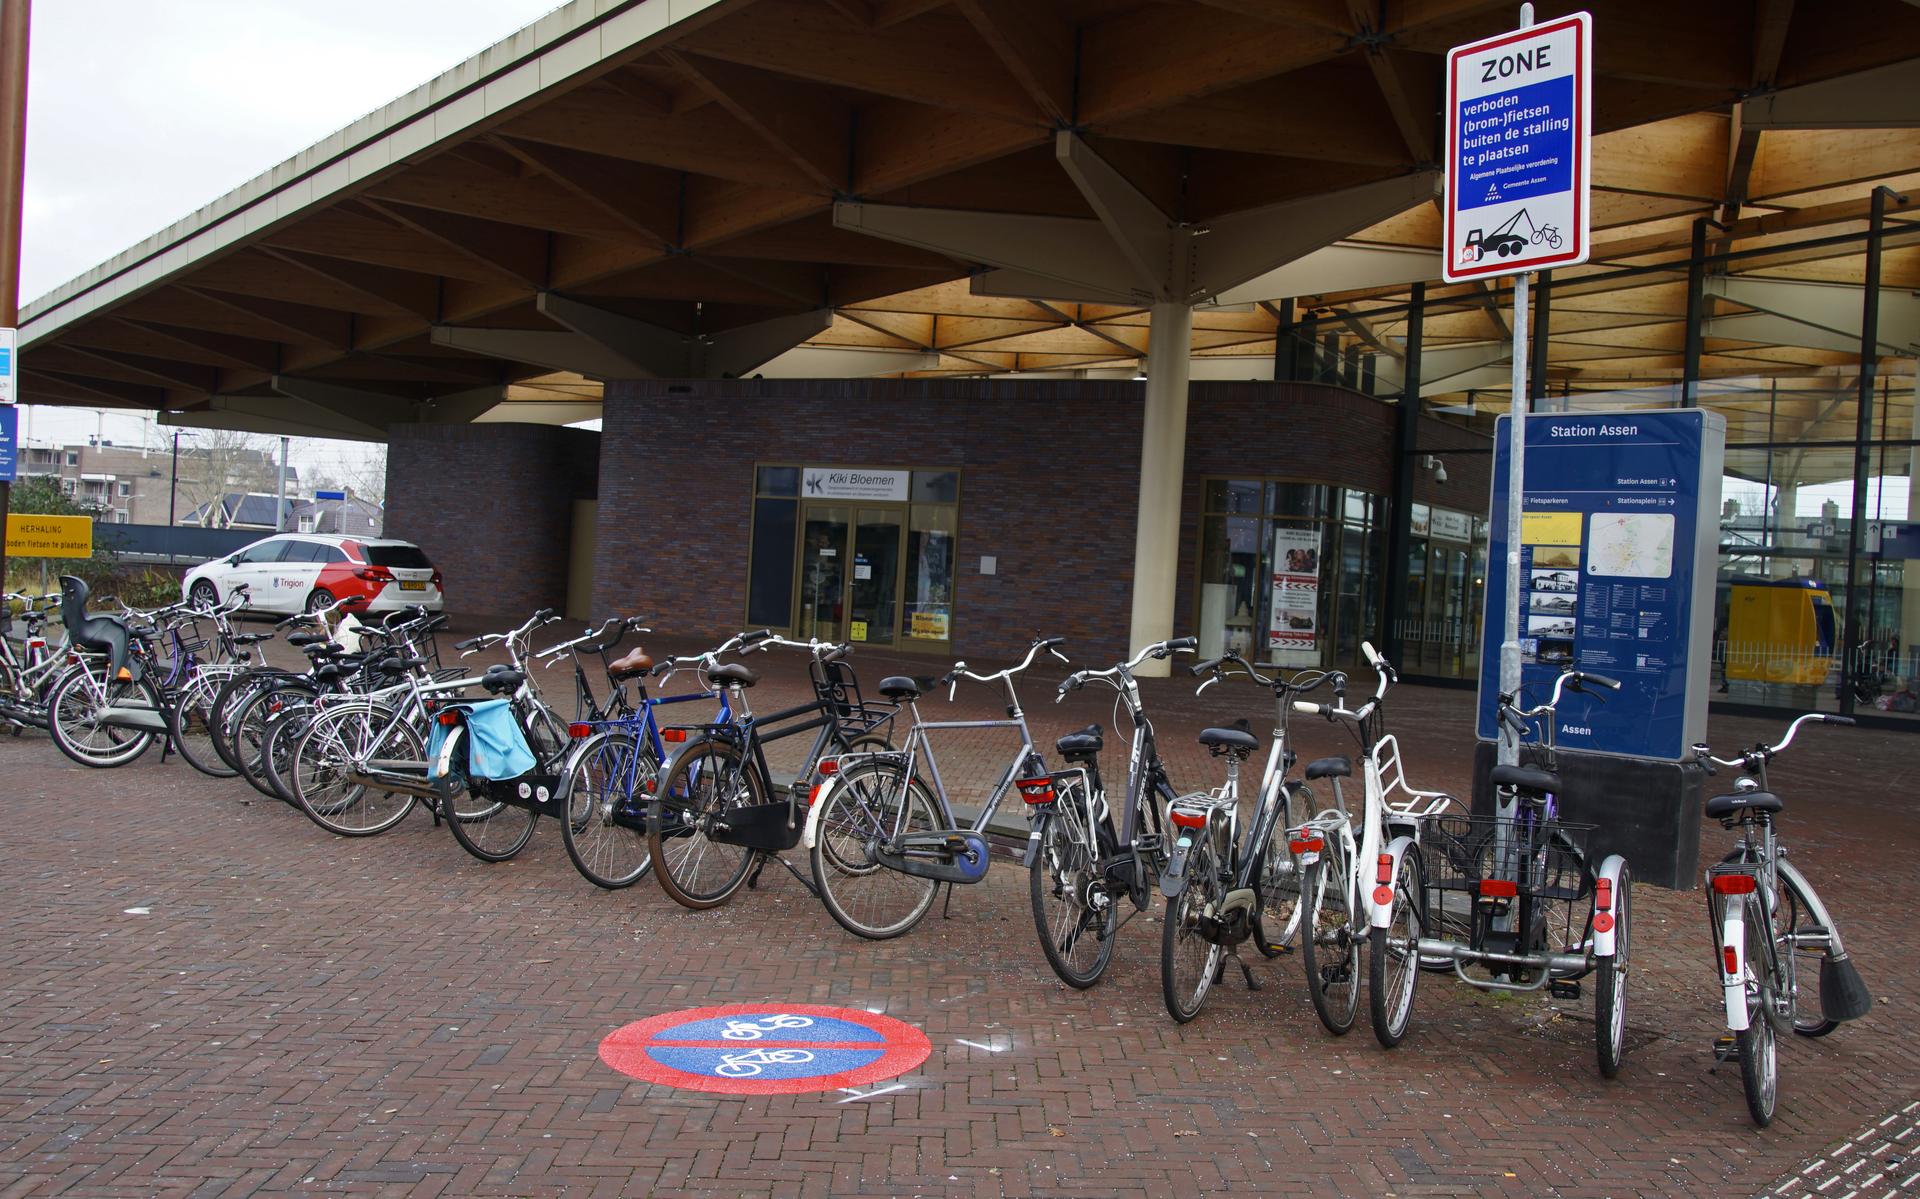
[599,1003,931,1094]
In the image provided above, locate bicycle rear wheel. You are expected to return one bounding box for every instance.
[1595,864,1631,1077]
[210,668,285,773]
[445,776,539,862]
[811,759,942,940]
[1161,833,1225,1023]
[1028,781,1118,988]
[560,732,655,888]
[291,705,423,836]
[1301,845,1359,1035]
[1368,847,1424,1048]
[1736,902,1780,1126]
[649,740,761,909]
[46,667,158,768]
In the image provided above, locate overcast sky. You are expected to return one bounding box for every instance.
[16,0,564,474]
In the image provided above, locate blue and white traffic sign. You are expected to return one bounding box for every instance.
[0,326,14,405]
[598,1003,932,1095]
[0,405,14,482]
[1444,12,1591,281]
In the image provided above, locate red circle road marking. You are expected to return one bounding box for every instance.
[598,1003,932,1095]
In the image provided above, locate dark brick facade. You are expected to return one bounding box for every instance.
[593,380,1145,663]
[383,422,598,629]
[591,379,1407,663]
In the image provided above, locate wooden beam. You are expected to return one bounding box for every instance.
[360,199,550,289]
[1097,61,1413,167]
[102,319,281,372]
[1076,5,1349,125]
[1343,0,1437,163]
[677,0,1043,123]
[1184,0,1347,31]
[29,370,167,408]
[260,248,441,321]
[364,153,650,242]
[664,51,852,191]
[951,0,1077,126]
[499,83,820,191]
[490,137,681,248]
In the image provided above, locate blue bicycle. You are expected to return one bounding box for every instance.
[553,629,742,888]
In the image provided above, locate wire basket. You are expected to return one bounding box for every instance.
[1423,812,1593,903]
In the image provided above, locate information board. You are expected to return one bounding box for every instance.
[1477,410,1725,760]
[0,405,14,481]
[1444,12,1591,281]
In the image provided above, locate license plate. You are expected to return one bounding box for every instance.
[399,581,426,591]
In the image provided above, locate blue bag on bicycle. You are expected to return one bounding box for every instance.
[429,698,536,781]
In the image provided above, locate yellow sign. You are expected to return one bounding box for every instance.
[1521,511,1583,546]
[6,513,93,558]
[850,620,868,642]
[909,610,951,640]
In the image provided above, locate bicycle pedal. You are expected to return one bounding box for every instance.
[1548,980,1581,1000]
[1712,1034,1738,1063]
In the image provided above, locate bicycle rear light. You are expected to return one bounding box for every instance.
[1016,778,1055,803]
[1376,854,1393,884]
[567,723,592,739]
[817,759,839,776]
[1723,946,1739,973]
[1711,874,1758,895]
[661,728,687,743]
[1289,837,1324,854]
[437,711,459,726]
[1169,808,1208,830]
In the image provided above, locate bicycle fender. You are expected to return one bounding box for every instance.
[1161,828,1198,899]
[800,773,840,851]
[1369,835,1417,929]
[431,724,464,784]
[1593,853,1627,959]
[1721,894,1749,1031]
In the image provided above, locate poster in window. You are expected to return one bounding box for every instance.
[1267,526,1322,662]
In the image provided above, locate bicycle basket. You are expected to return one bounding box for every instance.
[1424,812,1593,903]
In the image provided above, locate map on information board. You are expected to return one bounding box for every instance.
[1587,513,1674,579]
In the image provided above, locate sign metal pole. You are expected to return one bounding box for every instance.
[0,0,28,595]
[1496,2,1535,777]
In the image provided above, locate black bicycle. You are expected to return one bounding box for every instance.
[647,634,896,910]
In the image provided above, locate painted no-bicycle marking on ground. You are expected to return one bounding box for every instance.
[599,1003,932,1095]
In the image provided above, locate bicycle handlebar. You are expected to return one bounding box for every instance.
[1693,711,1853,771]
[946,635,1069,700]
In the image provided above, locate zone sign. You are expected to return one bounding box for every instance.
[1443,12,1592,282]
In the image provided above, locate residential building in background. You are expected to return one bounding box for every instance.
[16,437,298,526]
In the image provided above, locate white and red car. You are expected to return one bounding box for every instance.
[181,534,444,616]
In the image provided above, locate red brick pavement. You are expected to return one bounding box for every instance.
[1,635,1915,1197]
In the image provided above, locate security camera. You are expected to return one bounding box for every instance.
[1420,454,1448,484]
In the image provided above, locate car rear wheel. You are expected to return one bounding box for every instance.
[305,588,335,614]
[190,579,219,608]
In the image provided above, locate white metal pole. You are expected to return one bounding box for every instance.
[1497,1,1535,778]
[276,436,289,531]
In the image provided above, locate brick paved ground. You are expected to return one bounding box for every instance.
[2,631,1915,1197]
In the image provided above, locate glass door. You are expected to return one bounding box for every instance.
[799,505,850,642]
[849,507,903,646]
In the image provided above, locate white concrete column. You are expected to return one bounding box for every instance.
[1128,299,1193,677]
[1771,480,1800,579]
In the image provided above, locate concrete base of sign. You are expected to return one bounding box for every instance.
[1471,741,1706,891]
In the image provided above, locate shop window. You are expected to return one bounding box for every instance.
[756,466,800,497]
[911,470,959,504]
[747,498,799,629]
[904,504,956,642]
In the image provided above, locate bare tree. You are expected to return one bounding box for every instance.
[170,429,283,524]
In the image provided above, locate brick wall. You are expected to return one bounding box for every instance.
[1411,415,1493,514]
[594,379,1401,663]
[384,422,599,629]
[595,380,1146,664]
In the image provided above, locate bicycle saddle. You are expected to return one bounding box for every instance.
[710,662,759,688]
[314,661,361,685]
[1198,726,1259,755]
[287,632,328,648]
[1489,764,1560,795]
[233,632,272,646]
[1055,724,1103,758]
[481,668,526,695]
[57,576,138,682]
[373,655,427,674]
[1304,756,1351,781]
[1705,790,1783,819]
[878,675,922,701]
[609,646,654,681]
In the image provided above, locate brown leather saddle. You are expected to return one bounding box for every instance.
[609,646,654,681]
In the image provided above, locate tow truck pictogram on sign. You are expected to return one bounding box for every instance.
[598,1003,932,1095]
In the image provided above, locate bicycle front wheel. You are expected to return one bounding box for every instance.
[561,732,655,888]
[1368,846,1424,1048]
[1252,781,1310,957]
[1772,868,1839,1038]
[1595,864,1631,1078]
[811,759,942,940]
[1301,846,1359,1035]
[1028,784,1118,988]
[47,667,158,768]
[1161,833,1225,1023]
[649,740,762,909]
[168,669,238,778]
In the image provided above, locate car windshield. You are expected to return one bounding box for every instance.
[364,544,432,569]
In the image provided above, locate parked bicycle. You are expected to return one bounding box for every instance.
[647,633,895,910]
[1415,666,1633,1075]
[1154,653,1338,1021]
[1025,636,1196,989]
[1,590,67,733]
[1695,713,1871,1126]
[802,634,1069,940]
[1287,642,1453,1044]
